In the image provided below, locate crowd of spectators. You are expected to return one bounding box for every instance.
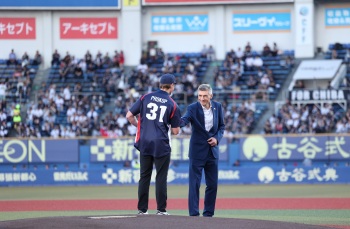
[213,42,293,102]
[264,100,347,134]
[2,42,294,138]
[0,49,42,137]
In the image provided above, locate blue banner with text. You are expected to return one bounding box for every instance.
[233,12,291,31]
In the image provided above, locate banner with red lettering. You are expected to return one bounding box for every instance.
[0,18,36,39]
[142,0,293,5]
[60,18,118,39]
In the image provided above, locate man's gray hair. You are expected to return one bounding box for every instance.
[198,84,212,95]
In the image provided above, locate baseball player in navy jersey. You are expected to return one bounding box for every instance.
[126,73,181,216]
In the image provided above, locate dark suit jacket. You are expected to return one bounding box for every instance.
[181,101,225,160]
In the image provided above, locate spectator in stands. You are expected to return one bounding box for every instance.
[271,42,279,57]
[33,50,42,66]
[264,120,273,134]
[262,43,271,57]
[247,75,258,89]
[102,52,112,68]
[137,59,148,74]
[86,107,98,127]
[21,52,30,67]
[7,49,17,66]
[245,99,256,112]
[253,55,263,70]
[207,45,216,60]
[85,50,93,66]
[236,47,244,59]
[74,63,84,79]
[51,49,61,66]
[0,120,8,138]
[331,49,338,59]
[50,125,60,138]
[244,42,252,57]
[95,51,103,69]
[119,51,125,68]
[245,55,254,71]
[293,80,305,89]
[0,82,6,102]
[13,104,21,132]
[162,54,173,73]
[201,45,208,59]
[59,61,69,81]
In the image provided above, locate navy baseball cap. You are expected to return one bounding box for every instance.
[160,73,176,84]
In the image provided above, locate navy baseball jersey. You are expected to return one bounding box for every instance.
[129,90,181,158]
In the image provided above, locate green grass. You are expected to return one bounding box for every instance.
[1,184,350,225]
[1,184,350,200]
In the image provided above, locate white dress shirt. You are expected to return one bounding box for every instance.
[202,104,213,132]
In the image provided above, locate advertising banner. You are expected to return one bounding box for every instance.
[0,0,120,9]
[1,165,348,186]
[151,13,208,34]
[89,138,229,162]
[143,0,294,6]
[289,89,347,102]
[60,18,118,39]
[0,139,79,164]
[0,18,36,39]
[325,7,350,27]
[232,11,291,32]
[295,3,313,45]
[239,135,350,161]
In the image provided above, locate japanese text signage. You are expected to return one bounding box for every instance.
[60,18,118,39]
[0,0,120,9]
[240,135,350,161]
[2,166,348,186]
[90,138,228,162]
[151,14,208,33]
[0,18,35,39]
[0,139,79,163]
[325,7,350,27]
[233,12,291,32]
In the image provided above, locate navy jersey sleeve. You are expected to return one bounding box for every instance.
[129,97,142,115]
[170,103,181,128]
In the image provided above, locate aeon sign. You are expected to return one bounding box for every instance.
[0,140,45,163]
[0,139,79,164]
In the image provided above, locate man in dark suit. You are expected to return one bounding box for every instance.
[180,84,225,217]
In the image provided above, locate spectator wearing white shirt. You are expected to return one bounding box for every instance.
[66,106,76,123]
[253,55,263,70]
[44,112,56,126]
[62,85,71,102]
[50,126,60,138]
[0,110,7,123]
[48,84,56,100]
[245,55,254,71]
[0,121,8,137]
[87,108,98,123]
[127,123,137,136]
[116,114,128,129]
[55,95,64,112]
[236,47,244,59]
[0,82,7,101]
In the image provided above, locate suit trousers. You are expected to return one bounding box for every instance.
[188,150,218,217]
[138,154,170,213]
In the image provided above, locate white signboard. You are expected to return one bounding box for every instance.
[293,60,342,80]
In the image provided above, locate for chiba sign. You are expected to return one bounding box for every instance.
[60,18,118,39]
[0,18,36,39]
